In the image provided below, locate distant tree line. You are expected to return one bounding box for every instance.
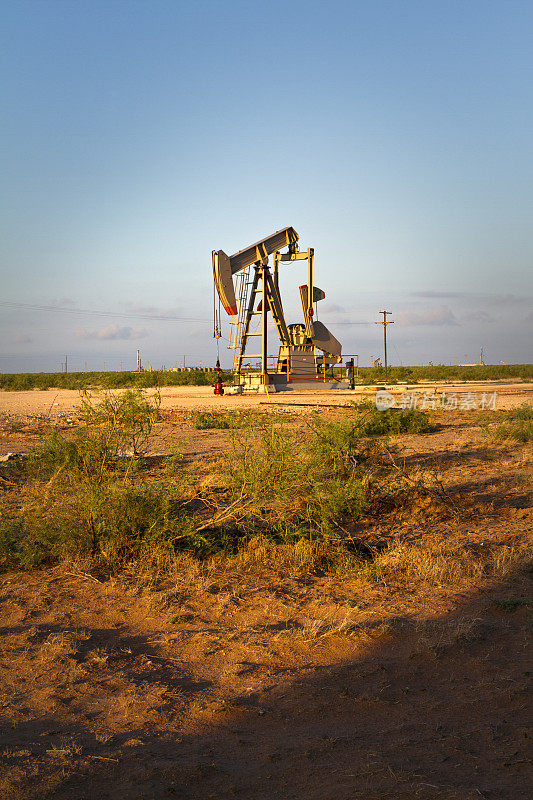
[0,363,530,391]
[0,369,232,391]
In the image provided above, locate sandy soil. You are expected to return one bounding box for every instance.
[0,397,532,799]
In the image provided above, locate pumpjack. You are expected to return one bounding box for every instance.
[213,227,342,390]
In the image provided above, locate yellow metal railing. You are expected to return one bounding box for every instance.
[237,354,360,383]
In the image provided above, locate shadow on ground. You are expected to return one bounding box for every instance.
[2,570,531,800]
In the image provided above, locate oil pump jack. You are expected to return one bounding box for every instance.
[213,227,342,390]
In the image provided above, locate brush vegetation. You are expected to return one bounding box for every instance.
[0,391,530,594]
[494,403,533,442]
[350,403,434,435]
[192,411,242,429]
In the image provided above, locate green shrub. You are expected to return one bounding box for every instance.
[226,415,367,538]
[0,520,60,570]
[493,597,531,612]
[192,411,235,429]
[7,390,167,567]
[495,404,533,442]
[27,389,161,484]
[357,407,433,436]
[0,482,200,569]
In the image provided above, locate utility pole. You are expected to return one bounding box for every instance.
[375,311,394,381]
[65,355,68,374]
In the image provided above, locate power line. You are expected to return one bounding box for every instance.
[0,300,373,326]
[0,301,212,324]
[0,351,211,360]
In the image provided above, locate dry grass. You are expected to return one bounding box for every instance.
[367,541,485,586]
[413,615,487,656]
[232,535,360,577]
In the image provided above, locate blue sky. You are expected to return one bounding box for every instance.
[1,0,532,371]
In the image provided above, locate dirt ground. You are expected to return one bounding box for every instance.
[0,387,532,799]
[1,381,532,459]
[1,379,532,420]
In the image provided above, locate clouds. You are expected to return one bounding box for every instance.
[49,297,77,308]
[405,290,533,329]
[321,303,346,314]
[412,291,465,299]
[12,334,33,343]
[123,303,160,314]
[75,325,148,341]
[412,290,532,307]
[487,293,531,307]
[465,310,496,324]
[123,302,182,318]
[396,306,458,326]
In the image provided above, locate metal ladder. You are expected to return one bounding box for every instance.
[228,266,253,371]
[229,264,291,376]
